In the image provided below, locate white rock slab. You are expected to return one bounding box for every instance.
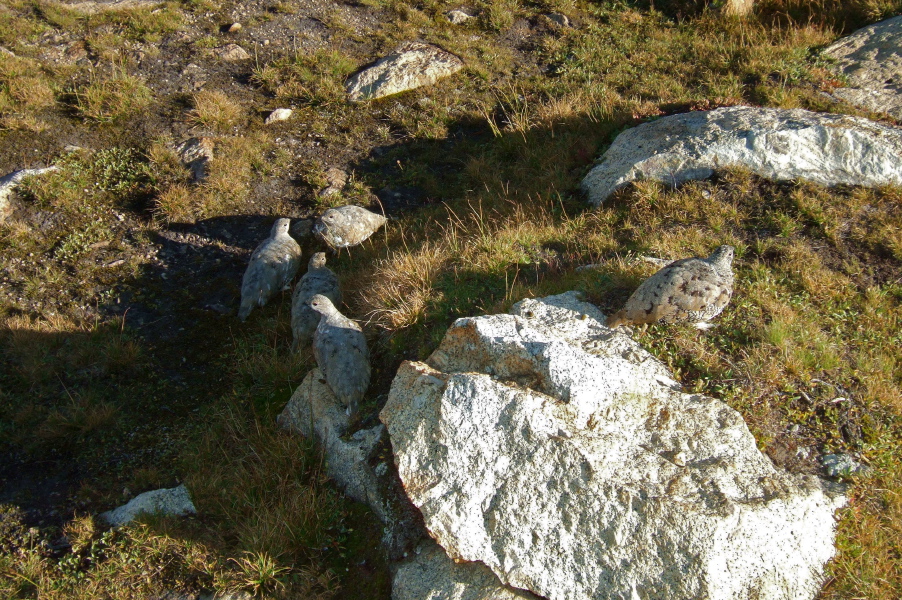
[0,167,57,222]
[580,106,902,205]
[393,540,540,600]
[100,484,196,526]
[278,369,383,508]
[346,42,464,102]
[823,16,902,119]
[381,292,846,600]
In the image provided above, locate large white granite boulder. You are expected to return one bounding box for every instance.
[381,292,846,600]
[393,540,539,600]
[823,16,902,120]
[580,106,902,205]
[346,42,464,102]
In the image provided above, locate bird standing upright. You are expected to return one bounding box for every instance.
[314,205,386,250]
[291,252,341,351]
[607,245,735,330]
[309,294,371,415]
[238,218,302,321]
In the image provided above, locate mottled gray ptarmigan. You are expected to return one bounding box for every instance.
[310,294,371,415]
[607,245,735,330]
[291,252,341,351]
[238,218,302,321]
[314,205,386,249]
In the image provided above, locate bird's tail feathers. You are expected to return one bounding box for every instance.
[606,311,627,329]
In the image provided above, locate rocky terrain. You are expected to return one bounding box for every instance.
[1,0,901,599]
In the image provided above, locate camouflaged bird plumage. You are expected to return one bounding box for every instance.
[310,294,371,415]
[607,245,735,330]
[314,205,386,249]
[291,253,342,351]
[238,219,302,321]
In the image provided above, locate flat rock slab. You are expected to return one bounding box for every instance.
[382,292,845,600]
[824,16,902,119]
[581,106,902,205]
[100,484,196,526]
[346,42,464,102]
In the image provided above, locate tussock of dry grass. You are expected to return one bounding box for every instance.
[74,66,152,122]
[188,90,243,132]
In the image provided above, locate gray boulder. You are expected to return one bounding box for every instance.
[580,106,902,205]
[381,292,846,600]
[100,484,196,526]
[824,16,902,119]
[346,42,464,102]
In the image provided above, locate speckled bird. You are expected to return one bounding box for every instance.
[291,253,342,351]
[310,294,370,415]
[607,245,735,330]
[237,218,302,321]
[314,205,386,249]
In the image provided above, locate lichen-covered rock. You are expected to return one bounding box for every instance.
[393,540,540,600]
[100,484,196,526]
[346,42,464,102]
[823,16,902,119]
[381,292,846,600]
[581,106,902,205]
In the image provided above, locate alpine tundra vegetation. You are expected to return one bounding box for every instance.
[0,0,901,598]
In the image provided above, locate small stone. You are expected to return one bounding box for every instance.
[227,22,242,33]
[447,9,473,24]
[216,43,250,61]
[176,137,214,182]
[264,108,292,124]
[546,12,570,27]
[317,167,348,199]
[100,484,196,526]
[821,453,866,478]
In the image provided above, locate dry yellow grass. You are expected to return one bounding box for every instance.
[188,90,243,132]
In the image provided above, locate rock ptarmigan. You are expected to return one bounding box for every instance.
[607,245,735,330]
[310,294,371,415]
[238,218,302,321]
[314,205,386,249]
[291,252,342,351]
